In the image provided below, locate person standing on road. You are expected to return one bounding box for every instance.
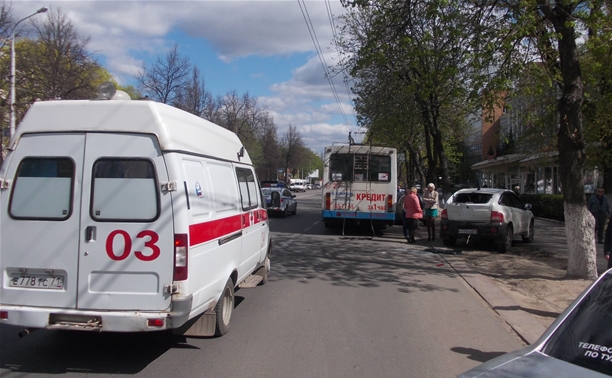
[423,183,439,241]
[603,220,612,270]
[404,187,423,244]
[588,187,611,244]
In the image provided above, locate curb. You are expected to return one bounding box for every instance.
[440,255,547,345]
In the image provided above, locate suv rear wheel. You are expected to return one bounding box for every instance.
[497,226,513,253]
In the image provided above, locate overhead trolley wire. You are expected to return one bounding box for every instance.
[297,0,351,128]
[324,0,354,114]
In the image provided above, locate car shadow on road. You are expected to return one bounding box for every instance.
[0,323,193,375]
[451,346,508,363]
[271,226,463,295]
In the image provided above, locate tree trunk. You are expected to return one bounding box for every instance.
[549,4,597,279]
[564,204,597,279]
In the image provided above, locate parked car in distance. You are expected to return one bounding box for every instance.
[261,180,287,189]
[289,182,306,192]
[314,184,321,190]
[440,188,534,253]
[306,184,314,190]
[261,187,297,217]
[458,268,612,377]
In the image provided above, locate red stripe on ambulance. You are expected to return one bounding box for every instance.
[189,215,242,246]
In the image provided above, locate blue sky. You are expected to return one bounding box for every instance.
[11,0,365,154]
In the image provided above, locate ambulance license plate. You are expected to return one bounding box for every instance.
[9,274,64,290]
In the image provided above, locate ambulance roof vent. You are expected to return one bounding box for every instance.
[94,82,131,101]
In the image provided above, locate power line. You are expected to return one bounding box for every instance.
[325,0,365,140]
[297,0,351,127]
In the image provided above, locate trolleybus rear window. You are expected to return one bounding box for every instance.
[329,153,391,182]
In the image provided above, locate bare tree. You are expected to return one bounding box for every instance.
[174,66,213,117]
[256,119,281,180]
[137,43,190,104]
[280,125,306,181]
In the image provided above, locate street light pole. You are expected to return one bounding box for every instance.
[8,7,48,141]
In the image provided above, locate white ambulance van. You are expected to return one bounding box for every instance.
[0,84,271,337]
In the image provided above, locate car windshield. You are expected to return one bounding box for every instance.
[453,192,493,204]
[542,272,612,375]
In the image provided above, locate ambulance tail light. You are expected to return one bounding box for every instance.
[174,234,188,281]
[387,195,393,212]
[147,318,165,327]
[325,193,331,210]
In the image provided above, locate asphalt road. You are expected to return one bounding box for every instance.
[0,191,524,378]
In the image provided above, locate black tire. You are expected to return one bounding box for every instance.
[214,277,235,337]
[497,226,513,253]
[522,219,534,243]
[292,204,297,215]
[282,206,288,218]
[442,237,456,247]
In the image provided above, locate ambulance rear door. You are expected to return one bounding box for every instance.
[1,133,85,309]
[76,133,174,311]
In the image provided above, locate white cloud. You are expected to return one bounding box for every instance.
[10,0,355,152]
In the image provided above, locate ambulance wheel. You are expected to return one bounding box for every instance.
[214,277,235,337]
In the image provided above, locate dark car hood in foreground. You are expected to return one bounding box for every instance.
[458,350,608,378]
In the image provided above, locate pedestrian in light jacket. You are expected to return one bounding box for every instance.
[403,187,423,244]
[588,187,611,244]
[423,183,439,241]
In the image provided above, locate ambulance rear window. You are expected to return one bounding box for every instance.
[9,158,74,220]
[91,159,159,221]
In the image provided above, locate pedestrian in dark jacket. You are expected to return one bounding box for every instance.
[588,188,611,244]
[603,220,612,270]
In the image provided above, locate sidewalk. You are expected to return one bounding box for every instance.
[442,218,606,345]
[387,218,606,345]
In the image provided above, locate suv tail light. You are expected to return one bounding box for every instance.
[441,209,448,219]
[491,211,504,223]
[174,234,188,281]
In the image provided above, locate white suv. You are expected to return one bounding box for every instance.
[440,188,534,252]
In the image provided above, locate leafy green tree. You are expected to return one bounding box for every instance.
[581,3,612,193]
[485,0,602,279]
[22,8,103,101]
[337,0,486,191]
